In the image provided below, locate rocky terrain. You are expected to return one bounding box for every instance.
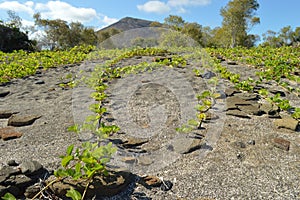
[0,54,299,199]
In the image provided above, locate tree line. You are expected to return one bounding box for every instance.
[0,0,299,52]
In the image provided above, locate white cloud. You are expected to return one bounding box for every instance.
[21,19,34,27]
[35,1,98,23]
[137,1,171,14]
[102,16,118,26]
[0,1,34,15]
[138,0,211,14]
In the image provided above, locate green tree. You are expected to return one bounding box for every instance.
[0,23,34,52]
[182,22,203,45]
[220,0,260,47]
[164,15,185,31]
[262,30,282,47]
[6,10,22,29]
[34,13,97,50]
[292,27,300,45]
[162,15,203,46]
[97,28,120,44]
[279,26,293,45]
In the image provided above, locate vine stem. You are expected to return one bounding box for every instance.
[31,178,60,200]
[81,178,92,200]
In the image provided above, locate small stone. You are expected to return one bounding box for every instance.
[171,136,203,154]
[202,71,216,79]
[274,117,299,131]
[260,102,279,116]
[122,157,136,164]
[235,93,259,101]
[247,140,255,145]
[14,174,33,189]
[34,80,45,84]
[160,180,173,191]
[0,127,23,140]
[273,138,290,151]
[226,96,252,110]
[227,60,237,65]
[140,175,161,187]
[0,166,20,183]
[235,141,246,148]
[138,156,153,166]
[8,115,41,127]
[270,89,286,97]
[225,88,241,97]
[7,160,18,167]
[226,110,251,119]
[0,110,18,119]
[122,137,148,148]
[238,104,262,115]
[237,152,245,161]
[0,90,10,97]
[19,160,43,175]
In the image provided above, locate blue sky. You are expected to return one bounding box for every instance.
[0,0,299,41]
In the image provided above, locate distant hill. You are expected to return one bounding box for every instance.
[98,17,160,33]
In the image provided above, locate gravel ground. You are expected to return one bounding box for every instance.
[0,56,299,200]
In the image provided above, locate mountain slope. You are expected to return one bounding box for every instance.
[99,17,159,32]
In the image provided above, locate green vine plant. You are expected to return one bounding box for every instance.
[35,47,187,200]
[177,74,221,133]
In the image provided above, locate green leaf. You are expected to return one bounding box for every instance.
[67,124,80,133]
[188,119,199,126]
[54,168,69,177]
[82,157,95,164]
[61,155,74,167]
[66,144,74,156]
[75,163,81,173]
[1,193,16,200]
[66,188,82,200]
[176,125,193,133]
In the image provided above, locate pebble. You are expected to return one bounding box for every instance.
[0,90,10,97]
[160,180,173,191]
[34,80,45,84]
[247,140,256,145]
[273,138,290,151]
[7,160,18,167]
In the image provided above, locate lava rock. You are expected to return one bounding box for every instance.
[0,90,10,97]
[0,110,18,119]
[274,117,299,131]
[202,71,216,79]
[34,80,45,85]
[171,136,203,154]
[226,110,251,119]
[8,115,41,127]
[19,161,43,175]
[273,138,290,151]
[0,127,23,140]
[7,160,18,167]
[160,180,173,191]
[140,175,161,187]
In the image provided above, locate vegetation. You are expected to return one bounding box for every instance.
[220,0,260,47]
[0,45,94,83]
[0,11,35,52]
[33,13,97,50]
[1,0,300,199]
